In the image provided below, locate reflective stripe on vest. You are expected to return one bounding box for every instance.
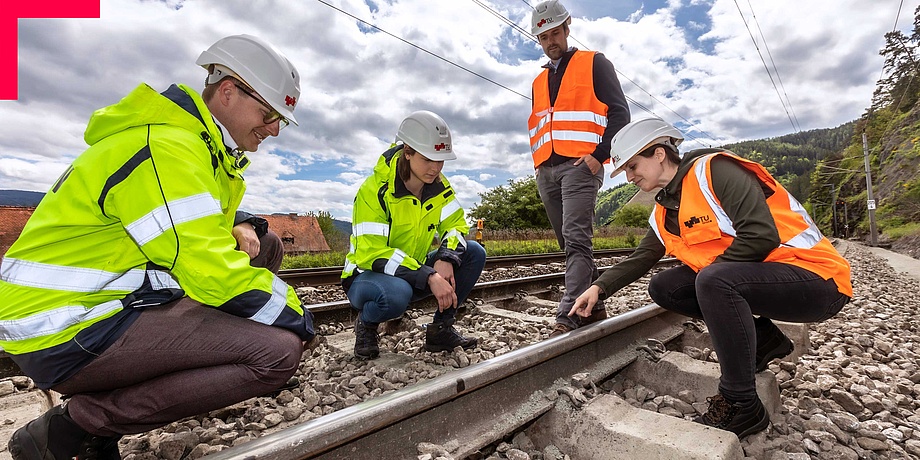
[528,51,608,168]
[2,258,145,293]
[650,152,852,296]
[126,193,222,245]
[249,275,289,326]
[0,299,123,342]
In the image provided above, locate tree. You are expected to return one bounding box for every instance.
[595,183,639,225]
[308,210,348,251]
[468,177,551,229]
[610,203,652,228]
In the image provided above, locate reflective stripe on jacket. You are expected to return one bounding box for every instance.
[0,83,314,358]
[649,152,853,297]
[528,50,608,168]
[341,145,469,291]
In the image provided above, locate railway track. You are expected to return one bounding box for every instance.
[209,305,687,459]
[198,256,684,459]
[278,248,637,287]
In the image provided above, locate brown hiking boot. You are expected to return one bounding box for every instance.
[580,308,608,327]
[548,323,574,338]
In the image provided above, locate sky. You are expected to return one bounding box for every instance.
[0,0,916,221]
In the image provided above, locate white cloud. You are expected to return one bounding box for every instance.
[1,0,915,220]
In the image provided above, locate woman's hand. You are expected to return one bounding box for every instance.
[428,272,458,312]
[569,285,602,318]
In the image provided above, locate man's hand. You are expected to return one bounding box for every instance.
[433,260,456,290]
[428,272,458,312]
[574,155,602,175]
[569,285,602,318]
[232,223,260,259]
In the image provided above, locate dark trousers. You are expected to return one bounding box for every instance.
[648,262,848,402]
[53,231,302,436]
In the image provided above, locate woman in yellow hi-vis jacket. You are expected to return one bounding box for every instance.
[569,118,851,438]
[341,111,485,360]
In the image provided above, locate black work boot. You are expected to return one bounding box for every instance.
[8,404,121,460]
[354,318,380,360]
[77,434,122,460]
[754,316,794,372]
[694,393,769,438]
[425,318,478,352]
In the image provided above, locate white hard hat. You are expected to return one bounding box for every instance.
[610,117,684,176]
[531,0,572,36]
[197,34,301,126]
[396,111,456,161]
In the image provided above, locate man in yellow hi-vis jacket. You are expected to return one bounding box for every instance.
[2,35,313,459]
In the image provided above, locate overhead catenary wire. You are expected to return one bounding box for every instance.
[744,0,801,131]
[732,0,798,133]
[313,0,531,100]
[317,0,719,149]
[489,0,716,147]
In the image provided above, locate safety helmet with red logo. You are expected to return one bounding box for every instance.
[610,117,684,176]
[396,111,456,161]
[531,0,572,36]
[197,34,301,126]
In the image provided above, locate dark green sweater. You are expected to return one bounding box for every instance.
[594,149,782,299]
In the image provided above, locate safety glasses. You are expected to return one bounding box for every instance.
[234,83,290,130]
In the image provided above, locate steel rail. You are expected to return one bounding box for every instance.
[279,248,636,286]
[207,304,687,460]
[304,258,680,326]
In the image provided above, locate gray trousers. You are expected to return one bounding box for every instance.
[536,159,604,329]
[53,231,302,437]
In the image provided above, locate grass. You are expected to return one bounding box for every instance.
[881,221,920,240]
[281,227,646,269]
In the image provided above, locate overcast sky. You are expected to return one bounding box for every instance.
[1,0,916,221]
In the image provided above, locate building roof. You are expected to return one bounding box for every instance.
[0,206,35,256]
[260,213,330,253]
[1,207,330,258]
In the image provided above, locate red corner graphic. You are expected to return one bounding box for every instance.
[1,1,101,100]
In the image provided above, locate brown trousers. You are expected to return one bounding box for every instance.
[54,231,302,436]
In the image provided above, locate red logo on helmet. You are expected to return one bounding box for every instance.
[285,95,297,107]
[434,143,450,151]
[537,19,547,28]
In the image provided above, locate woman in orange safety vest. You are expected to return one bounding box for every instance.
[569,118,851,439]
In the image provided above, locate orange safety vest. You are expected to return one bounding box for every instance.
[528,50,608,168]
[649,152,852,297]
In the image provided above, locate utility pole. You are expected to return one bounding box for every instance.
[862,132,878,246]
[824,183,838,237]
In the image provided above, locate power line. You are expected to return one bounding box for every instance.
[744,0,801,131]
[732,0,798,132]
[477,0,716,146]
[313,0,531,100]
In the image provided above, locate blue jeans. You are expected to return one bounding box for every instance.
[648,262,849,402]
[346,241,486,324]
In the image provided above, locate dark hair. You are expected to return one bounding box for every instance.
[637,143,681,165]
[397,144,415,182]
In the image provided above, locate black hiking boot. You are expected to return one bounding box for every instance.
[8,404,121,460]
[425,319,478,352]
[694,393,769,438]
[754,316,794,372]
[354,318,380,360]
